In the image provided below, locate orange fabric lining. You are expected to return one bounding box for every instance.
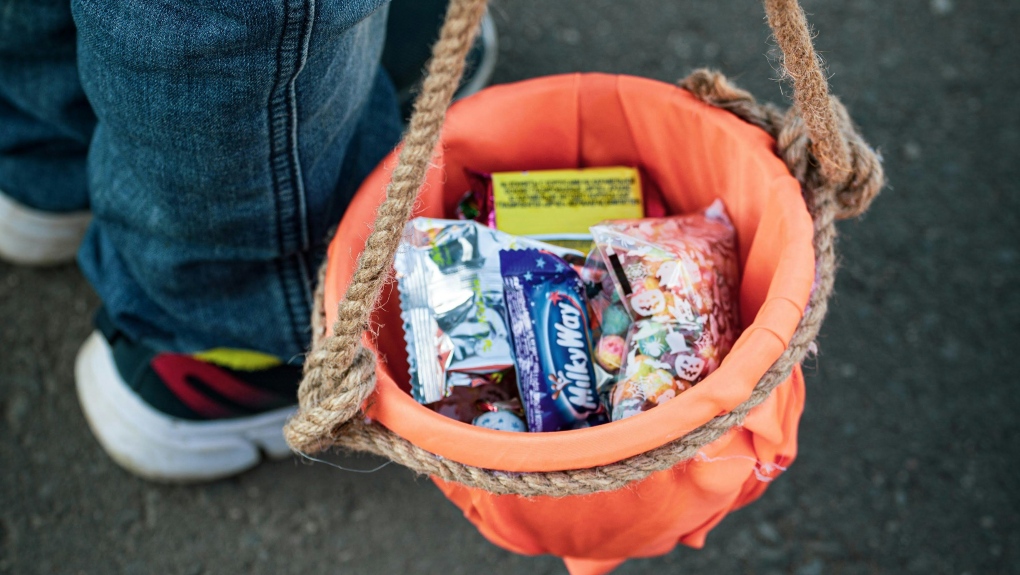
[322,74,814,573]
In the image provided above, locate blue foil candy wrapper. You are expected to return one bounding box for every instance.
[500,249,604,432]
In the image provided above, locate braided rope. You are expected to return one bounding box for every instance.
[764,0,883,219]
[283,0,884,496]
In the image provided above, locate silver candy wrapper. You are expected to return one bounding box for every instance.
[395,218,581,404]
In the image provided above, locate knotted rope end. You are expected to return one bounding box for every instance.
[284,344,379,455]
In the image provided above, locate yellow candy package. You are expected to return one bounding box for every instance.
[458,167,645,248]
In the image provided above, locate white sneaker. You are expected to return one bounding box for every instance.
[75,313,300,483]
[0,189,90,266]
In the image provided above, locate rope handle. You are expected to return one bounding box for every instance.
[284,0,882,457]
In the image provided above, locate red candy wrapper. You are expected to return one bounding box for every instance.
[591,199,740,420]
[457,169,497,228]
[427,369,522,425]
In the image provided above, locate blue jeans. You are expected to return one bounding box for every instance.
[0,0,403,359]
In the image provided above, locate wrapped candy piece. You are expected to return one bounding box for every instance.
[473,411,527,432]
[395,218,582,404]
[595,334,626,372]
[500,249,603,432]
[457,168,497,228]
[426,369,520,425]
[600,303,631,336]
[472,396,528,432]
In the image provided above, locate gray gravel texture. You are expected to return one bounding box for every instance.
[2,0,1019,574]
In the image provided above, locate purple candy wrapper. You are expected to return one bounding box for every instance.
[500,249,605,432]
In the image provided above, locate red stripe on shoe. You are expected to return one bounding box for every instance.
[151,354,282,418]
[154,357,234,419]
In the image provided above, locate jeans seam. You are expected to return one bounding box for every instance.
[268,0,316,353]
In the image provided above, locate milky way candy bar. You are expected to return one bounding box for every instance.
[500,249,601,432]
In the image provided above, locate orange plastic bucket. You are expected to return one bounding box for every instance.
[322,73,814,574]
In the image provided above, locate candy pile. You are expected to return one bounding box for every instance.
[395,184,739,432]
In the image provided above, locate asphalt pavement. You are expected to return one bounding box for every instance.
[2,0,1018,573]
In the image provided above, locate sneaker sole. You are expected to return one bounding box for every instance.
[75,331,296,482]
[0,191,90,266]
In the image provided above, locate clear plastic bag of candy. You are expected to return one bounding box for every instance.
[591,199,741,420]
